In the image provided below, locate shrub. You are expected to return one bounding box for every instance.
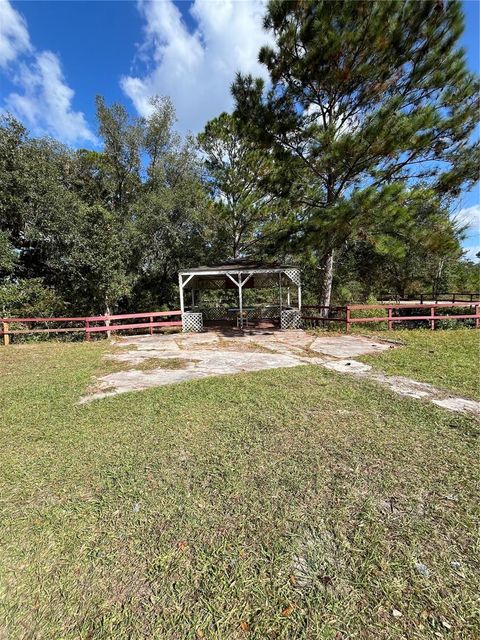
[0,278,66,318]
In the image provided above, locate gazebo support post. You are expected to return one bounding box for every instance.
[179,274,184,314]
[279,273,282,317]
[225,272,254,329]
[179,273,196,330]
[298,285,302,311]
[239,273,254,328]
[238,275,243,328]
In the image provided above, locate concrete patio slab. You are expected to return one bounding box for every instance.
[310,335,393,358]
[83,349,305,401]
[80,330,479,415]
[323,358,480,415]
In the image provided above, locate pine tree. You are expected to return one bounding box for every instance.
[232,0,479,308]
[198,112,280,259]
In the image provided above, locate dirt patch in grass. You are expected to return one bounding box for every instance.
[249,341,279,354]
[135,357,195,371]
[180,337,280,353]
[98,355,196,375]
[87,354,199,396]
[298,346,327,358]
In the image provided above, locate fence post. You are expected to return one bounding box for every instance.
[476,304,479,329]
[85,320,91,342]
[2,322,10,346]
[150,315,154,336]
[105,315,111,340]
[345,306,350,333]
[430,306,435,331]
[387,306,393,331]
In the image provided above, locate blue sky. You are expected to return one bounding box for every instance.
[1,0,478,259]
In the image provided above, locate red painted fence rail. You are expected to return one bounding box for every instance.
[302,302,480,332]
[2,302,479,344]
[379,291,480,304]
[1,310,182,345]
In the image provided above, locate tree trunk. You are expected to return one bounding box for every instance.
[433,257,446,299]
[320,249,335,317]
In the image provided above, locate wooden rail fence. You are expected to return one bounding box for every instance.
[1,310,182,345]
[2,303,479,344]
[379,291,480,304]
[302,302,480,332]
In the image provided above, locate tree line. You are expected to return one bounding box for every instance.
[1,0,478,318]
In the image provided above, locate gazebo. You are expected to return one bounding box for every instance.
[178,259,302,332]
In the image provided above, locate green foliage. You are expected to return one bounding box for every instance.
[331,196,468,302]
[95,96,143,214]
[198,112,281,259]
[0,97,208,316]
[0,278,65,318]
[131,121,208,309]
[54,203,133,314]
[448,258,480,293]
[0,230,16,276]
[233,0,480,301]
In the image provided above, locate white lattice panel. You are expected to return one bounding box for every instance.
[252,273,281,288]
[182,312,203,333]
[281,309,302,330]
[284,269,301,286]
[200,306,282,321]
[202,307,227,321]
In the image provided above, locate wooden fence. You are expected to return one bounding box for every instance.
[301,305,346,325]
[302,302,480,332]
[2,303,479,344]
[1,310,182,345]
[379,291,480,304]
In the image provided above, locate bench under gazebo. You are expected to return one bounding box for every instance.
[178,260,302,332]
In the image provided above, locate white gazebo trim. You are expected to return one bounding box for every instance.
[178,262,302,329]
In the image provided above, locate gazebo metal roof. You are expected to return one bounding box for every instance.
[178,259,299,276]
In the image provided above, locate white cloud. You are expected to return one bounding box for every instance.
[456,204,480,236]
[462,244,479,262]
[0,0,31,67]
[304,102,358,139]
[4,51,96,144]
[121,0,272,132]
[454,205,480,262]
[0,0,95,145]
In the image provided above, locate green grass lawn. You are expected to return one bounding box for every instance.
[1,340,479,639]
[358,329,480,400]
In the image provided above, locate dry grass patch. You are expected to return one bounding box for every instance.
[178,337,279,353]
[98,354,195,376]
[135,356,194,370]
